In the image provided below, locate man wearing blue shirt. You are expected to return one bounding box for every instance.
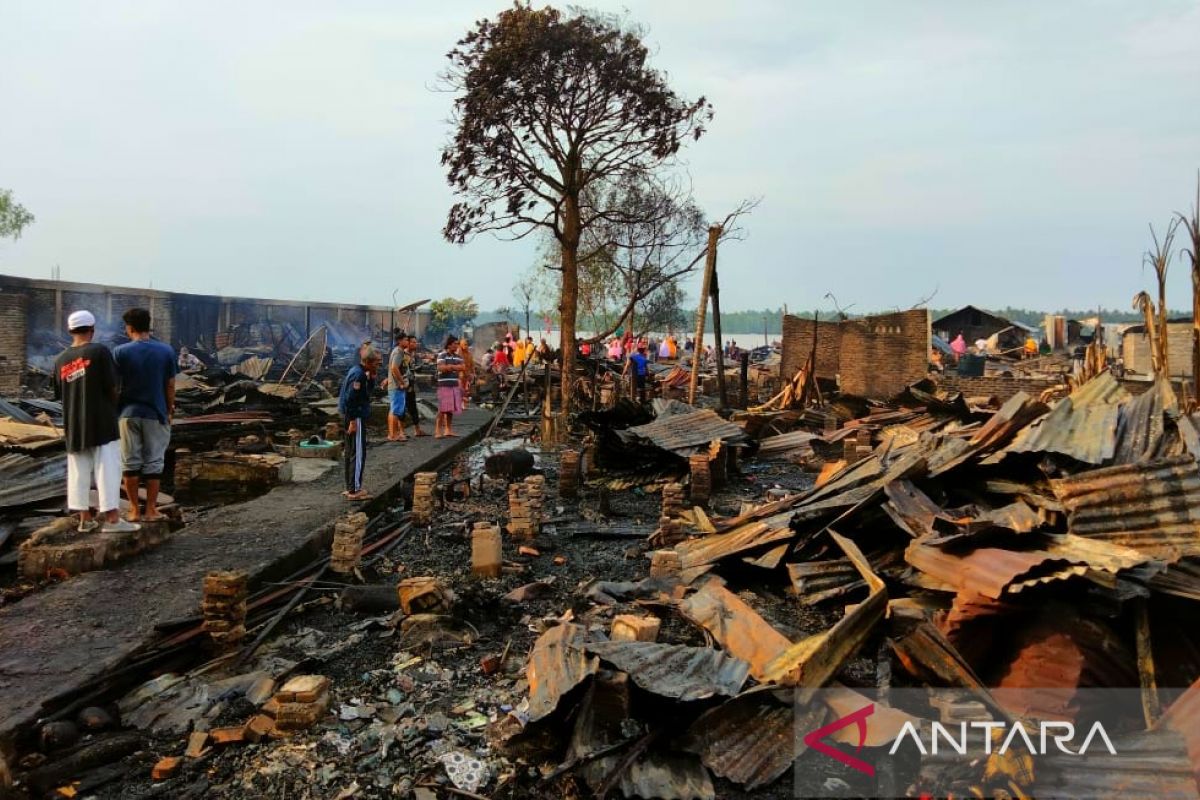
[339,345,381,501]
[629,345,649,403]
[113,308,177,522]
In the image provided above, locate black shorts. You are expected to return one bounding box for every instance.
[635,374,647,389]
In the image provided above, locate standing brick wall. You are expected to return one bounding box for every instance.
[0,293,27,392]
[936,374,1175,402]
[936,375,1059,401]
[780,315,843,382]
[839,310,931,398]
[781,310,930,399]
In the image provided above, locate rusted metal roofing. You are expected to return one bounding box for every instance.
[1034,729,1200,800]
[1112,377,1178,464]
[585,641,750,701]
[755,430,816,459]
[526,623,598,722]
[683,690,798,790]
[926,392,1048,476]
[993,608,1137,716]
[1050,455,1200,556]
[1157,675,1200,786]
[1002,372,1128,465]
[1006,400,1121,464]
[678,582,792,681]
[0,453,67,509]
[905,542,1077,599]
[905,534,1151,599]
[762,532,887,687]
[673,519,792,570]
[614,754,715,800]
[621,408,749,456]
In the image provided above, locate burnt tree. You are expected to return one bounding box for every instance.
[441,5,711,414]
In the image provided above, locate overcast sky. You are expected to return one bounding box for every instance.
[1,1,1198,315]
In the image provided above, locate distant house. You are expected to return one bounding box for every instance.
[932,306,1029,353]
[1121,318,1195,378]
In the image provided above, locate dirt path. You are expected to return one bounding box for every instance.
[0,406,493,746]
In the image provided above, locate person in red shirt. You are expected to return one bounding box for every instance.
[492,341,510,392]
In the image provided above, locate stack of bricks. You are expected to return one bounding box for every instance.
[558,449,581,498]
[202,571,247,648]
[411,472,436,525]
[689,455,711,504]
[268,675,331,734]
[661,483,685,519]
[655,516,686,547]
[330,512,367,574]
[471,522,503,578]
[524,475,545,524]
[507,483,536,540]
[844,429,873,464]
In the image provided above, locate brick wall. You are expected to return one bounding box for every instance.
[936,375,1059,401]
[936,374,1175,402]
[0,293,27,393]
[781,309,930,399]
[780,315,842,382]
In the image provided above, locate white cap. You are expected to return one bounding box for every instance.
[67,310,96,331]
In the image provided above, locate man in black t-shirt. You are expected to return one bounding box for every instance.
[52,310,140,534]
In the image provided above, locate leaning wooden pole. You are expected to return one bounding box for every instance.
[711,258,728,409]
[688,225,722,405]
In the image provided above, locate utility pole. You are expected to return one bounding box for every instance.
[688,225,722,405]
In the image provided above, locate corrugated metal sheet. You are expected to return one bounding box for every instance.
[926,393,1048,476]
[674,518,792,570]
[1051,456,1200,556]
[585,642,750,701]
[678,582,792,681]
[615,754,715,800]
[1003,372,1128,464]
[621,409,749,456]
[0,453,67,509]
[1112,377,1177,465]
[905,542,1073,599]
[526,623,598,722]
[905,535,1151,600]
[994,609,1137,717]
[756,430,816,458]
[1035,730,1200,800]
[1157,674,1200,786]
[683,690,799,790]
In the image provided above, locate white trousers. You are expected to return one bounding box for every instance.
[67,440,123,513]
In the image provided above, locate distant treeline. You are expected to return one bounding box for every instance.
[475,305,1185,333]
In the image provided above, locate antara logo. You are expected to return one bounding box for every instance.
[888,720,1118,757]
[803,703,876,776]
[803,704,1118,776]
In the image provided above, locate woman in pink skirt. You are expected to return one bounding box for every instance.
[435,336,465,438]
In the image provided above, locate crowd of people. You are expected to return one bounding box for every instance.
[53,307,177,534]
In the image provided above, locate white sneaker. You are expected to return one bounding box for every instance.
[102,519,141,533]
[77,519,99,533]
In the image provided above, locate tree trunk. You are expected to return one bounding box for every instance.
[559,193,581,420]
[1158,273,1170,376]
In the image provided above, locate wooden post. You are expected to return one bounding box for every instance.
[739,352,750,409]
[688,225,722,405]
[711,265,727,409]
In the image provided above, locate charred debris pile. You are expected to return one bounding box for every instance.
[7,368,1200,799]
[491,370,1200,797]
